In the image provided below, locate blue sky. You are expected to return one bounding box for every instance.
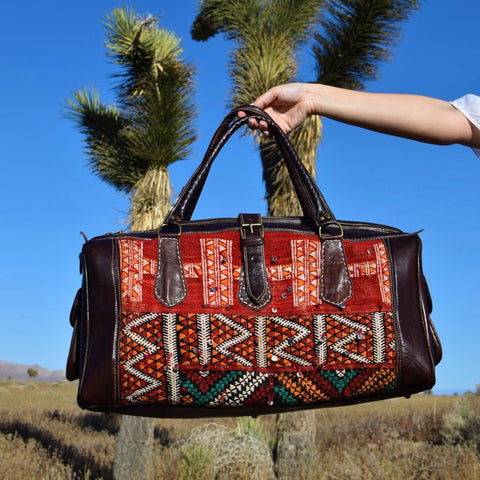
[1,0,478,394]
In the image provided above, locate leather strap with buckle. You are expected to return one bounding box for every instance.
[238,213,272,310]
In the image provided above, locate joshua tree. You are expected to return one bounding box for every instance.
[66,7,196,231]
[65,7,196,480]
[191,1,421,477]
[192,0,421,215]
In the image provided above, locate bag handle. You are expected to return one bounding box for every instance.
[164,105,335,225]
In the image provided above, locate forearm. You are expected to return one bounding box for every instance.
[307,84,476,146]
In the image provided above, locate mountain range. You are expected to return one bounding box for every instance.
[0,360,65,382]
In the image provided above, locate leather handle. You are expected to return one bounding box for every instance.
[164,105,334,224]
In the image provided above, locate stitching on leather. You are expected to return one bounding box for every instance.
[238,270,271,310]
[320,238,353,307]
[155,237,187,307]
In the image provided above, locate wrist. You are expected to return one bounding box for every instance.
[304,83,329,117]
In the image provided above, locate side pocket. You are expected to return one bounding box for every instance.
[66,288,82,381]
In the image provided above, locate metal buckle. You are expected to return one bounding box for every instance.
[240,222,264,238]
[318,221,343,239]
[157,222,182,237]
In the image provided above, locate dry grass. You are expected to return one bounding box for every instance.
[1,380,479,479]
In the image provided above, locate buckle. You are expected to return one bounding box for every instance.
[240,222,264,238]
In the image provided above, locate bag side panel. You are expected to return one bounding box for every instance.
[77,238,119,409]
[387,235,436,393]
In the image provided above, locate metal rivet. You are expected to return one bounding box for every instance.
[357,332,364,340]
[366,249,372,255]
[286,286,293,292]
[271,257,278,264]
[281,293,287,299]
[271,307,277,314]
[207,339,213,345]
[210,286,216,292]
[271,355,279,362]
[268,400,274,406]
[339,304,345,310]
[344,349,350,357]
[193,347,198,354]
[296,371,303,378]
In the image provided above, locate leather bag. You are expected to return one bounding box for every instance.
[67,105,442,417]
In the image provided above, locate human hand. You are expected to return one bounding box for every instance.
[239,83,316,135]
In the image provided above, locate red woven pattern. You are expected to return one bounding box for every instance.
[117,231,396,408]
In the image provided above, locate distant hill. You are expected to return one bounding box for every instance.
[0,360,65,382]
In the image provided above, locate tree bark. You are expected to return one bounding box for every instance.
[113,416,155,480]
[274,410,316,480]
[129,167,172,231]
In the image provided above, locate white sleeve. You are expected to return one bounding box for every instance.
[451,94,480,158]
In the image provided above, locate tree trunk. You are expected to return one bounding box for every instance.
[129,167,172,230]
[274,411,316,480]
[113,415,155,480]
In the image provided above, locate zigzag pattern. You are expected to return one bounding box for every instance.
[119,311,396,407]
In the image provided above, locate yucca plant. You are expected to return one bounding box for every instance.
[192,0,420,216]
[66,7,196,230]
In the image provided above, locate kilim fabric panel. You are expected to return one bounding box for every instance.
[118,232,396,408]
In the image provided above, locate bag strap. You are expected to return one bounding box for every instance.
[164,105,335,225]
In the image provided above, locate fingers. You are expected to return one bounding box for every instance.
[237,110,272,137]
[253,86,282,110]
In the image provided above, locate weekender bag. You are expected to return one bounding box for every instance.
[67,105,442,417]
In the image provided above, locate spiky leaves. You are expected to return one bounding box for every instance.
[192,0,324,216]
[65,7,196,229]
[105,9,197,172]
[65,87,137,192]
[314,0,420,89]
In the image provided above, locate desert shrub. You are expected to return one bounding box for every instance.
[313,439,480,480]
[236,416,275,450]
[179,444,215,480]
[0,433,80,480]
[180,422,275,480]
[441,395,480,452]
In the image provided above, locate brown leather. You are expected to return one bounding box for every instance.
[155,234,187,307]
[320,234,353,308]
[66,289,81,380]
[238,213,272,309]
[77,238,119,409]
[386,235,437,394]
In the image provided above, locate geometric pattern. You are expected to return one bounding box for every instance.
[118,311,396,407]
[200,238,234,307]
[119,239,156,303]
[117,232,398,409]
[291,239,322,306]
[119,236,391,311]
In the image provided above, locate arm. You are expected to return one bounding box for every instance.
[248,83,480,149]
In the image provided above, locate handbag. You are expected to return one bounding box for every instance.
[67,105,442,417]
